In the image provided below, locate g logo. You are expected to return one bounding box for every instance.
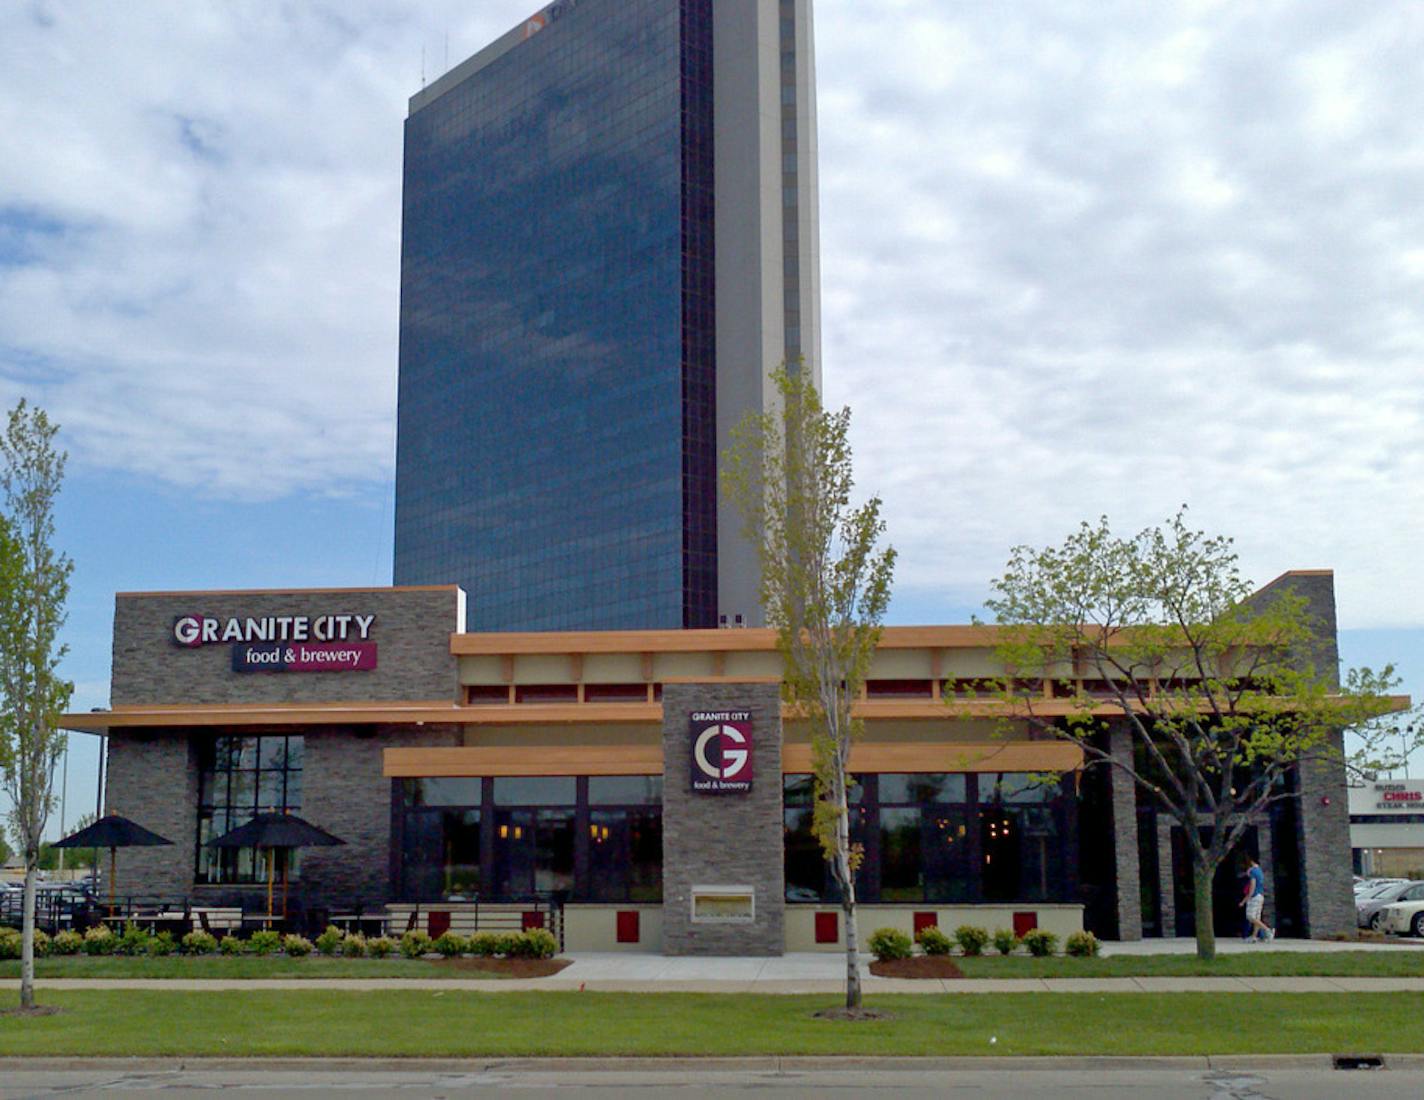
[694,723,749,780]
[173,616,203,647]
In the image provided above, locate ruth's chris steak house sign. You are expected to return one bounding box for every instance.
[172,613,378,674]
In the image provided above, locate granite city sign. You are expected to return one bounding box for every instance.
[172,613,378,674]
[690,710,753,793]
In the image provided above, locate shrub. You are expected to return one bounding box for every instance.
[181,930,218,956]
[283,934,313,957]
[0,928,20,960]
[493,933,521,958]
[915,925,952,956]
[218,934,245,956]
[341,933,369,958]
[31,928,52,958]
[146,931,175,957]
[512,928,558,959]
[867,926,913,962]
[248,929,282,956]
[432,931,466,958]
[51,930,84,956]
[954,925,990,957]
[468,932,501,957]
[367,936,397,959]
[314,925,345,957]
[992,928,1020,956]
[399,930,431,959]
[116,923,151,956]
[83,924,116,956]
[1022,929,1058,957]
[1065,930,1100,958]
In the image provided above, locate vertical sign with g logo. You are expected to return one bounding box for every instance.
[690,710,754,793]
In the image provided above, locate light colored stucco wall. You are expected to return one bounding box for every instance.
[784,905,1085,952]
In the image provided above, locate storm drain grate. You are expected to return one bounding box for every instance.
[1333,1054,1385,1071]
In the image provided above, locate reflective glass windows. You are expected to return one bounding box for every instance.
[395,775,662,902]
[783,772,1074,904]
[195,735,304,885]
[394,0,716,631]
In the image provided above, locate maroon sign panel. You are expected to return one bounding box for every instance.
[689,710,754,793]
[232,642,378,674]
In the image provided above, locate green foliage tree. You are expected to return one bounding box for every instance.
[0,400,75,1009]
[723,366,895,1009]
[984,510,1407,960]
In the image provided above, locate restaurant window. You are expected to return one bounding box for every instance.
[396,775,664,903]
[587,775,663,902]
[783,771,1070,905]
[783,774,867,902]
[196,735,304,885]
[400,778,482,901]
[980,772,1065,902]
[878,774,970,904]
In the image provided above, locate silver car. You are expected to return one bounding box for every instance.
[1357,880,1424,930]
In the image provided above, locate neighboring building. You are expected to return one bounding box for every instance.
[1351,779,1424,879]
[62,571,1368,953]
[393,0,821,632]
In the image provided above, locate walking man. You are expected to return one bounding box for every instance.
[1239,855,1274,942]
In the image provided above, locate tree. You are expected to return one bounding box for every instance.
[0,400,74,1010]
[723,366,895,1009]
[984,510,1405,960]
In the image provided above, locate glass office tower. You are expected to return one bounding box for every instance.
[394,0,821,631]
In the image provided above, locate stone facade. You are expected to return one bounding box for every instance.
[103,723,462,913]
[105,730,199,900]
[661,682,784,956]
[1248,570,1355,937]
[1108,725,1143,940]
[111,587,463,707]
[300,723,461,911]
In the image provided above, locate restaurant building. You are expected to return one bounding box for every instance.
[1351,779,1424,880]
[62,572,1360,953]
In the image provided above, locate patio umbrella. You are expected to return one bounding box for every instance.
[52,815,174,916]
[206,813,344,922]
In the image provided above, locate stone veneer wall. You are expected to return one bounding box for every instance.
[111,587,463,706]
[105,730,199,899]
[661,682,784,955]
[1248,571,1354,938]
[1108,725,1143,940]
[103,723,461,913]
[300,723,461,911]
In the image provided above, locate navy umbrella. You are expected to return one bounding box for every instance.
[206,813,344,920]
[52,815,174,915]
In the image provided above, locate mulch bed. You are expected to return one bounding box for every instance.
[869,955,965,980]
[430,957,572,978]
[813,1007,896,1022]
[0,1005,65,1018]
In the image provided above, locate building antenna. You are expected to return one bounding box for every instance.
[444,31,449,74]
[421,44,426,88]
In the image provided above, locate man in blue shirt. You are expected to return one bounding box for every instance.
[1240,856,1274,942]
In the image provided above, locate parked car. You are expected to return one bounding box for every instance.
[1379,891,1424,938]
[1358,880,1424,930]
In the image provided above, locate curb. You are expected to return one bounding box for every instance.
[3,1054,1424,1072]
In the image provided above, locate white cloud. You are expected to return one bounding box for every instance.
[1,1,1422,624]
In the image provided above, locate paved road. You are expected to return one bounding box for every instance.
[0,1059,1419,1098]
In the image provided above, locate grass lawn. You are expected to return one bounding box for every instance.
[1,990,1422,1057]
[0,957,513,980]
[3,949,1422,980]
[952,950,1424,979]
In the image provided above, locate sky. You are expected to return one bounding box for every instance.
[1,1,1421,840]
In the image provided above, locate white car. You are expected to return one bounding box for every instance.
[1378,892,1424,938]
